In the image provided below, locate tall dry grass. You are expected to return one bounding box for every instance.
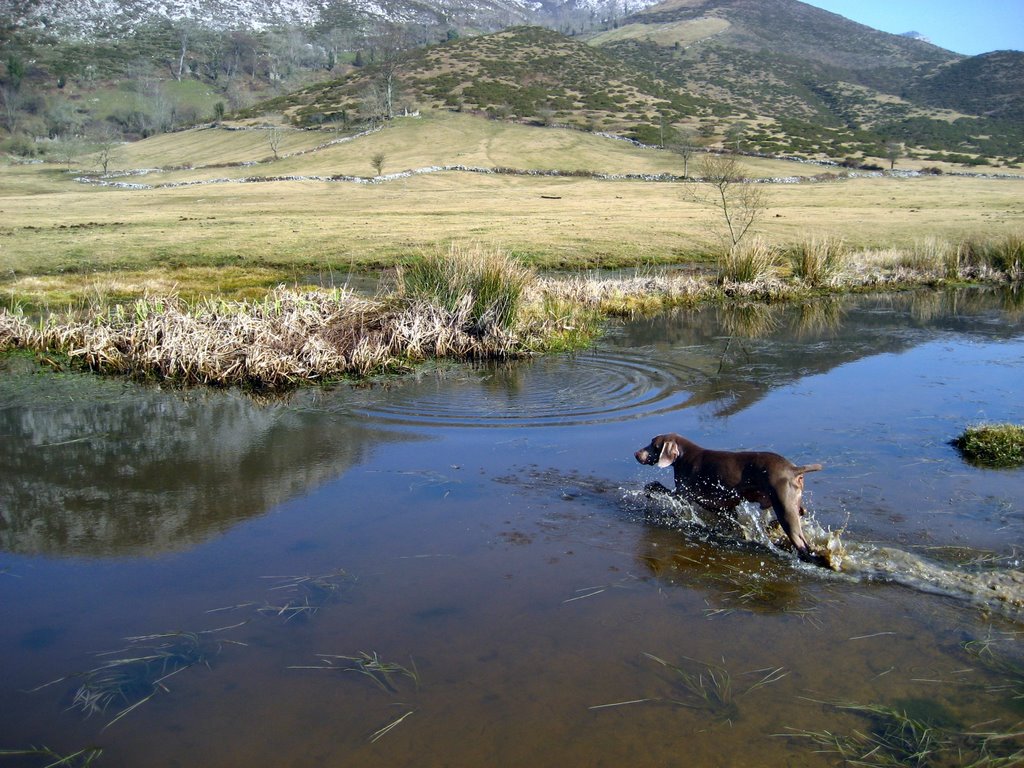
[396,244,533,337]
[957,233,1024,281]
[788,236,848,287]
[2,232,1021,390]
[717,238,778,285]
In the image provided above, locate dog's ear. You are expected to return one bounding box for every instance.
[657,438,679,468]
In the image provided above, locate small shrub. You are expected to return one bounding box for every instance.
[953,423,1024,468]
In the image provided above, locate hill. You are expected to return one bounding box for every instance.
[2,0,1021,168]
[905,51,1024,121]
[250,16,1022,167]
[259,26,724,145]
[588,0,1023,164]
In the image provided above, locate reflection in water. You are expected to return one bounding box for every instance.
[614,287,1024,417]
[0,361,412,556]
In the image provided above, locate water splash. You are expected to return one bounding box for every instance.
[631,489,1024,620]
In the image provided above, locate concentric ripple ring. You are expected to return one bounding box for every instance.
[350,349,705,428]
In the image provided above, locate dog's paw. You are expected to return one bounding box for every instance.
[643,481,673,497]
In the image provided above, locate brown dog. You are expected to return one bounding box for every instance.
[635,433,822,559]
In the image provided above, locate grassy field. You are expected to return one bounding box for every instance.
[2,110,1022,306]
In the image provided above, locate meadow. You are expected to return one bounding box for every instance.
[2,110,1022,308]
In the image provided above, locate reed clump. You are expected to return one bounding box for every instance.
[717,237,778,285]
[788,235,848,287]
[957,233,1024,282]
[396,244,533,337]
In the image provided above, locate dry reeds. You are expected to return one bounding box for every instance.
[789,235,848,286]
[0,272,594,389]
[718,237,778,285]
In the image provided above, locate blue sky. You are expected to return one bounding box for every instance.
[804,1,1024,55]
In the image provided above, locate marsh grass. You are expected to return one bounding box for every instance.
[783,699,1024,768]
[953,423,1024,468]
[641,653,788,723]
[33,626,245,730]
[2,232,1021,389]
[290,651,420,693]
[0,263,598,388]
[788,235,848,286]
[718,237,778,284]
[397,244,532,336]
[0,746,103,767]
[959,233,1024,282]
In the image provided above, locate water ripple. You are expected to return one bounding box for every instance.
[351,349,704,428]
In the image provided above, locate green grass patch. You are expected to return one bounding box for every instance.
[953,423,1024,468]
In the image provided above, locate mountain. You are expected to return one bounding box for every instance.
[262,12,1022,165]
[5,0,663,37]
[900,31,930,44]
[585,0,1022,162]
[3,0,1020,166]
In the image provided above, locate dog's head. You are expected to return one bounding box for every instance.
[635,434,680,468]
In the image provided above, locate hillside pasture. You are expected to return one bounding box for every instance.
[2,110,1022,306]
[588,18,731,47]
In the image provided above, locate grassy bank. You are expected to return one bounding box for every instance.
[1,235,1019,389]
[0,247,601,389]
[1,109,1021,387]
[538,232,1023,316]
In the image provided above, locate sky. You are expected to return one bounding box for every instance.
[804,1,1024,55]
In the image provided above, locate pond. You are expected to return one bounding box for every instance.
[1,287,1022,767]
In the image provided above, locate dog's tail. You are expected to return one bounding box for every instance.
[795,463,823,474]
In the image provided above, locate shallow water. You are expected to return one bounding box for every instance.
[1,288,1023,767]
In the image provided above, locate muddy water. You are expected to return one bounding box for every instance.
[1,288,1022,767]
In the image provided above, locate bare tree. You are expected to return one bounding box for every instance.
[268,127,284,159]
[669,127,699,178]
[885,141,902,170]
[689,153,767,251]
[173,21,191,81]
[370,151,386,176]
[92,123,122,174]
[369,24,410,121]
[0,84,22,132]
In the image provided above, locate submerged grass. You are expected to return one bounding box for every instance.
[0,746,103,767]
[639,653,789,724]
[953,424,1024,468]
[290,651,421,693]
[257,570,354,622]
[783,699,1024,767]
[32,626,246,731]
